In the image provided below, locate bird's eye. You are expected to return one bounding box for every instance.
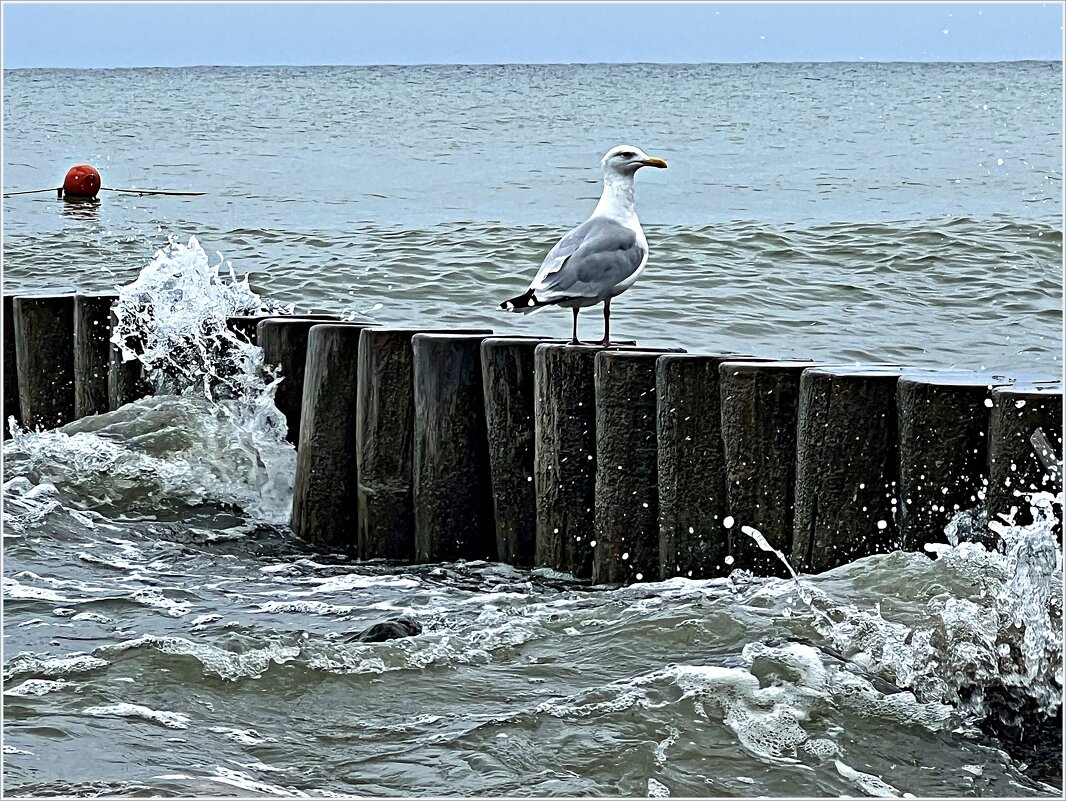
[617,151,636,159]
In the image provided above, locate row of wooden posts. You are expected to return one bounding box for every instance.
[4,293,1063,583]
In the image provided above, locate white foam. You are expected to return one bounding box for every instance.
[205,766,310,797]
[4,678,73,697]
[103,634,299,681]
[4,652,110,679]
[208,726,268,745]
[812,490,1063,721]
[646,777,671,797]
[82,702,191,729]
[834,759,907,797]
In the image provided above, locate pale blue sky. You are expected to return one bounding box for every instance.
[2,2,1063,69]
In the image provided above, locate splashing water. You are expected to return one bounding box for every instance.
[110,235,285,405]
[740,487,1063,761]
[4,236,299,524]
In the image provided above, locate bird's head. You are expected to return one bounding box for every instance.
[601,145,668,177]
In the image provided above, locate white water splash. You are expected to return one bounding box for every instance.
[736,488,1062,740]
[110,235,283,403]
[3,396,296,524]
[812,491,1062,729]
[3,236,301,524]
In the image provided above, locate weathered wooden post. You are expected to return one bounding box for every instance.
[291,323,376,549]
[108,307,152,411]
[719,360,813,576]
[593,349,683,585]
[257,316,341,446]
[534,343,604,577]
[412,332,497,562]
[356,327,491,561]
[3,295,20,436]
[896,371,1011,549]
[481,336,556,566]
[793,366,903,573]
[12,295,76,430]
[356,328,421,562]
[987,380,1063,525]
[657,354,759,579]
[73,293,117,419]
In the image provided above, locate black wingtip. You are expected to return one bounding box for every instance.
[501,288,537,311]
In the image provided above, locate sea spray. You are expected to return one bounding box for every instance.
[737,488,1062,773]
[110,235,287,404]
[4,236,300,524]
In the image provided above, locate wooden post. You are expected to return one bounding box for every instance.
[291,323,376,549]
[593,349,683,585]
[3,295,21,437]
[896,371,1011,549]
[412,332,497,562]
[12,295,76,430]
[73,293,117,419]
[357,327,491,561]
[657,353,760,579]
[108,307,152,410]
[719,360,813,576]
[356,328,421,562]
[793,366,903,573]
[257,316,341,446]
[534,344,605,577]
[987,381,1063,526]
[481,336,556,566]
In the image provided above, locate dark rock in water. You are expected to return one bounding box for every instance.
[346,618,422,643]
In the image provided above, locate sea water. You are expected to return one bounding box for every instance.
[2,62,1063,797]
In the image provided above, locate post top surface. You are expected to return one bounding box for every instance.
[305,321,379,338]
[364,327,491,338]
[718,359,820,373]
[256,315,346,331]
[482,335,564,347]
[657,352,761,364]
[596,347,687,363]
[897,369,1019,388]
[11,293,77,303]
[411,331,494,344]
[803,364,905,379]
[992,380,1063,397]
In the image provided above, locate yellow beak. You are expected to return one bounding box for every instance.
[641,157,668,169]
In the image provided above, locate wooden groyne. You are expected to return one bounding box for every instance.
[3,292,1062,582]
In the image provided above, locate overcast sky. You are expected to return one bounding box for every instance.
[2,2,1063,69]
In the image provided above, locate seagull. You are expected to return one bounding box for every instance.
[500,145,667,345]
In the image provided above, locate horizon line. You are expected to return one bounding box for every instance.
[4,58,1063,71]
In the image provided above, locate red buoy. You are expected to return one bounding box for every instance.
[63,164,101,199]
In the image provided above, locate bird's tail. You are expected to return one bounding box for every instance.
[500,288,551,314]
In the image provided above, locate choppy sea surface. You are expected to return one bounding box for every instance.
[2,62,1064,797]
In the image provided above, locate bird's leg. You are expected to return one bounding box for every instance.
[600,299,612,346]
[571,307,581,345]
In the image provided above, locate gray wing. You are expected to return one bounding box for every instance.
[530,217,646,303]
